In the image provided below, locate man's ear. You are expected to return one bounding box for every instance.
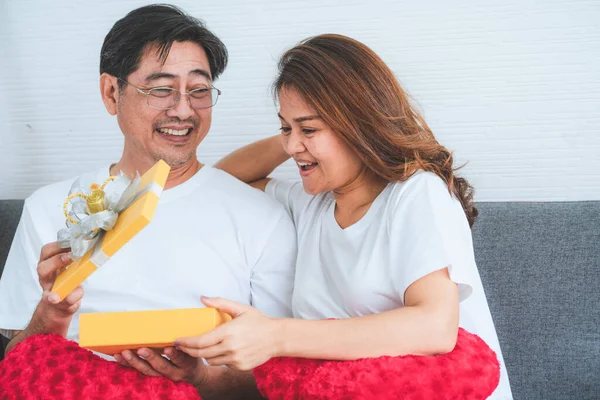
[100,73,119,116]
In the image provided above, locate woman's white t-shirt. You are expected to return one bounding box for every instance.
[266,170,512,399]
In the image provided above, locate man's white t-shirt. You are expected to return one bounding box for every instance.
[0,165,297,343]
[266,171,513,400]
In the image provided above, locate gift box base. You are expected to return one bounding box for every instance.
[79,307,231,355]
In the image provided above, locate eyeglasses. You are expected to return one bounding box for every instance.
[118,78,221,110]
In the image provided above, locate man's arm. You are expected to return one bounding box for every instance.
[6,291,82,353]
[0,198,74,351]
[199,364,263,400]
[5,243,82,354]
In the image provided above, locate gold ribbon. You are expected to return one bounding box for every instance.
[63,176,116,224]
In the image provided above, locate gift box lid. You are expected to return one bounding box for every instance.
[52,160,170,300]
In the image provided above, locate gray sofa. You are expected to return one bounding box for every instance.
[1,199,599,399]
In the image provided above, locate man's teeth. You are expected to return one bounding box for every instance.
[298,162,317,166]
[158,128,190,136]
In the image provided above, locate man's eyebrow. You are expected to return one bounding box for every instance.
[144,69,212,83]
[189,68,212,81]
[144,72,177,82]
[278,113,322,123]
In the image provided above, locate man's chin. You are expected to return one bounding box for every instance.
[152,152,196,168]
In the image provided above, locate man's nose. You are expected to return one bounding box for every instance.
[166,92,196,120]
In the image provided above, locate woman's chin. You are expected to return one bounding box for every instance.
[301,181,327,196]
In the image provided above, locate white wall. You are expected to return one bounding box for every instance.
[0,0,598,200]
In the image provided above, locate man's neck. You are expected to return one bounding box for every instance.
[110,158,203,189]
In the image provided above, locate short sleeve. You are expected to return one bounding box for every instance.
[0,199,46,336]
[265,179,313,226]
[389,172,476,304]
[249,208,298,318]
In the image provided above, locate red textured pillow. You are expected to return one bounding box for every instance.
[0,334,200,400]
[254,328,500,400]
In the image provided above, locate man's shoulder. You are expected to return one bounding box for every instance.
[26,167,107,216]
[28,178,75,205]
[207,168,288,214]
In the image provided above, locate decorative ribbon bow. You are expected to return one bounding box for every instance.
[57,172,142,259]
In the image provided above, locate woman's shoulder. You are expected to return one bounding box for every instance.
[384,171,469,228]
[388,171,453,204]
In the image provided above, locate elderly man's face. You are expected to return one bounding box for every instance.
[115,41,214,168]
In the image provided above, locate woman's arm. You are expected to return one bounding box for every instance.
[175,269,459,370]
[277,269,458,360]
[214,135,290,190]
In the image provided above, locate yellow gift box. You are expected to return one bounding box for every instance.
[52,160,170,300]
[79,308,232,355]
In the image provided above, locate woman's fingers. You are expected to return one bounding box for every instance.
[176,342,227,360]
[200,296,249,318]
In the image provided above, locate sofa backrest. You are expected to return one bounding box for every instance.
[472,201,599,399]
[0,200,24,361]
[0,200,23,280]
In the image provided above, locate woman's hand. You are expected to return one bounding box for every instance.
[175,297,284,371]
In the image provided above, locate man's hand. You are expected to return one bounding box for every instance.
[35,242,83,337]
[6,242,82,354]
[114,347,263,399]
[114,347,207,387]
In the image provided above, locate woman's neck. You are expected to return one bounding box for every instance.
[332,169,388,229]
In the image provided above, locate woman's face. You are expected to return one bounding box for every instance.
[278,88,366,195]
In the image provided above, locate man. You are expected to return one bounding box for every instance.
[0,4,296,398]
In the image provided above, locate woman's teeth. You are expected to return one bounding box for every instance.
[158,128,190,136]
[298,162,318,171]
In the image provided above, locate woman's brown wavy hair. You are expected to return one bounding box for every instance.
[274,34,478,227]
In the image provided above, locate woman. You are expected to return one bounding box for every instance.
[176,34,511,398]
